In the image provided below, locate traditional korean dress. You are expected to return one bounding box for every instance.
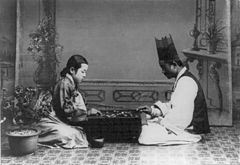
[37,74,88,148]
[138,67,210,145]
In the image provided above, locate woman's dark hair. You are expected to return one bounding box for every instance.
[60,54,88,77]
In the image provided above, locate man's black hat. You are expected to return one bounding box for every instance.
[155,34,179,62]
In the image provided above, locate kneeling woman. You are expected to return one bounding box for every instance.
[37,54,99,148]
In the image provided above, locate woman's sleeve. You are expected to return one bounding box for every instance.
[59,82,76,115]
[72,91,87,113]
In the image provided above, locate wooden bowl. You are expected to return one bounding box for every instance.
[90,137,104,148]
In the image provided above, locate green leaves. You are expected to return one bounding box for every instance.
[204,19,226,44]
[1,86,52,125]
[27,16,63,65]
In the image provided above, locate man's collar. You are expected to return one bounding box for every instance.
[176,67,187,81]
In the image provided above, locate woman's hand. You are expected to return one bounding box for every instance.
[71,109,87,122]
[88,108,102,116]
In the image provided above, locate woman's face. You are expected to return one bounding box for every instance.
[71,63,88,84]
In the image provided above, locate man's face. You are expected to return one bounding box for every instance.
[159,61,177,79]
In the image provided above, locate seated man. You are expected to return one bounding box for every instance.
[137,35,210,145]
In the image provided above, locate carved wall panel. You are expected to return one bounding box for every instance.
[183,49,232,126]
[231,0,240,120]
[80,80,173,109]
[81,89,105,102]
[113,90,158,103]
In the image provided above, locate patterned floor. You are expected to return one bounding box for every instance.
[1,121,240,165]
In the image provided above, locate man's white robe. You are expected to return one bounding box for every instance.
[138,67,202,145]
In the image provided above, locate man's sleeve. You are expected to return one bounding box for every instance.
[161,76,198,129]
[153,101,171,116]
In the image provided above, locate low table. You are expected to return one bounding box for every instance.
[86,110,142,142]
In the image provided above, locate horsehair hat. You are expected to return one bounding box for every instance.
[155,34,180,62]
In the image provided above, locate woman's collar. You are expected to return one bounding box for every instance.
[66,73,75,87]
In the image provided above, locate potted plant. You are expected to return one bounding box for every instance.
[27,16,63,89]
[1,86,52,156]
[203,19,226,54]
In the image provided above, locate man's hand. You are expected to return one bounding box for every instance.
[88,108,102,116]
[136,105,152,115]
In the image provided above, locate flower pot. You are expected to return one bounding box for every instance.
[6,128,40,156]
[208,41,217,54]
